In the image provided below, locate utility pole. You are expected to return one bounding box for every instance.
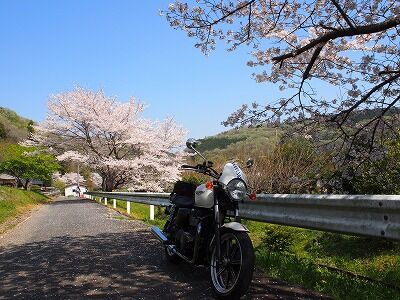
[77,163,80,197]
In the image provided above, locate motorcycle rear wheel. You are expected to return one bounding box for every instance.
[210,230,254,299]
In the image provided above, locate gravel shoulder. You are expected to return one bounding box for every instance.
[0,197,330,299]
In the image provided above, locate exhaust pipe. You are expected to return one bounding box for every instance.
[151,226,168,243]
[152,223,203,265]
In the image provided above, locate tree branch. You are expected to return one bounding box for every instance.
[331,73,400,124]
[302,43,325,80]
[329,0,356,29]
[185,0,256,29]
[273,16,400,63]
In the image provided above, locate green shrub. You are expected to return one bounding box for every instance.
[181,174,205,186]
[53,179,65,194]
[30,185,41,193]
[261,224,295,253]
[0,122,7,139]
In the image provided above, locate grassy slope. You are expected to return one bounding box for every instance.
[197,126,280,157]
[245,220,400,300]
[0,107,31,142]
[0,186,48,225]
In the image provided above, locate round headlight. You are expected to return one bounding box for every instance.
[226,179,247,201]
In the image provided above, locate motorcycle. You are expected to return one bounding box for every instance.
[151,138,255,299]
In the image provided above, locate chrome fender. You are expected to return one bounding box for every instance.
[221,222,249,232]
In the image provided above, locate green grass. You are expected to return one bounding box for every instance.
[256,250,399,300]
[100,198,167,228]
[0,186,48,225]
[97,197,400,299]
[248,221,400,300]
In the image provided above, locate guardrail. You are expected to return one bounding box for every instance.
[85,191,400,241]
[85,191,169,220]
[41,189,61,197]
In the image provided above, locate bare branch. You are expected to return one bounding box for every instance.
[185,0,256,29]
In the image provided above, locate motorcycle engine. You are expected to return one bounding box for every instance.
[171,208,197,253]
[175,229,194,251]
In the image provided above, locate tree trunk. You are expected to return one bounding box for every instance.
[101,173,115,192]
[16,177,23,188]
[24,179,30,190]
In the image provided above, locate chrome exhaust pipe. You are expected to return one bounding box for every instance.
[151,226,168,243]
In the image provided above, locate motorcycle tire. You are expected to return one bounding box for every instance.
[210,230,254,300]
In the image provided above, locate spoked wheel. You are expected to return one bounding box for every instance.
[210,230,254,299]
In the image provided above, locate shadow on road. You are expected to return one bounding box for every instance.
[0,220,329,299]
[0,230,212,299]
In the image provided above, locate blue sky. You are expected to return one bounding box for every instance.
[0,0,280,138]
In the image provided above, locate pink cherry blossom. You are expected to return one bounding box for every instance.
[31,86,187,191]
[164,0,400,161]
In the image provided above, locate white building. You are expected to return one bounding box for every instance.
[65,184,87,197]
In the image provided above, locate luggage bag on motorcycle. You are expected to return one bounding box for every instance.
[170,181,196,208]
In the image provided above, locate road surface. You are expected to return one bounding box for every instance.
[0,197,329,299]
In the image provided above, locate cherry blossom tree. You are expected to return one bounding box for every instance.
[31,86,186,192]
[90,172,103,188]
[53,172,85,186]
[164,0,400,162]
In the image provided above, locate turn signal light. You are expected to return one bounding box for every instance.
[205,181,213,190]
[249,193,257,200]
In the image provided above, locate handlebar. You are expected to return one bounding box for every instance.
[181,165,200,171]
[180,163,219,179]
[180,164,198,169]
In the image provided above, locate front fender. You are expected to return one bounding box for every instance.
[208,222,250,260]
[221,222,249,232]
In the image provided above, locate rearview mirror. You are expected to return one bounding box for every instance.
[185,138,208,161]
[246,158,254,168]
[186,138,199,150]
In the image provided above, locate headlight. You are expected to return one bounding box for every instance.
[226,179,247,201]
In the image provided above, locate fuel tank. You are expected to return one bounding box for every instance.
[194,183,214,208]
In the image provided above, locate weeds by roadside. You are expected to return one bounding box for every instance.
[0,187,48,224]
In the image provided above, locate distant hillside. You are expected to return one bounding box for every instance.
[197,126,281,159]
[197,107,399,158]
[0,107,32,142]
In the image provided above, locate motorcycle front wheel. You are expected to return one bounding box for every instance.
[210,230,254,299]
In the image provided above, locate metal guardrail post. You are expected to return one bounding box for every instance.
[127,201,131,214]
[113,199,116,208]
[150,205,155,220]
[104,197,108,205]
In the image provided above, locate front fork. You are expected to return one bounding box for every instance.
[214,194,221,262]
[213,183,241,263]
[213,185,240,262]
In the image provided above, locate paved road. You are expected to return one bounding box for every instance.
[0,197,329,299]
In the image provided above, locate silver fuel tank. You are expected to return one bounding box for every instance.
[194,183,214,208]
